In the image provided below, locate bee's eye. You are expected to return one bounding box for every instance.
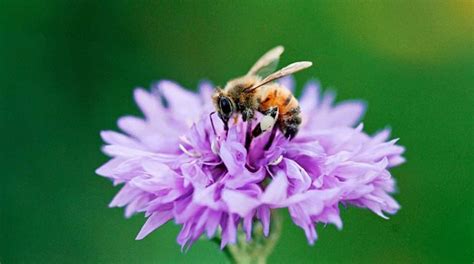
[219,97,232,115]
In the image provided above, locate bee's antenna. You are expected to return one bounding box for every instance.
[209,111,218,136]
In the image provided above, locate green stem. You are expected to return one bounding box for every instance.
[218,210,283,264]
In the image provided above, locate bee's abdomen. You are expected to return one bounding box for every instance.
[258,84,301,139]
[258,84,299,118]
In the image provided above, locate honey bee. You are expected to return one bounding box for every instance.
[212,46,312,148]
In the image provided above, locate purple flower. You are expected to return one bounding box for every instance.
[96,77,405,249]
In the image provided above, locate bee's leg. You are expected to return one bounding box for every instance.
[282,112,301,140]
[209,112,218,136]
[217,112,230,137]
[224,121,229,136]
[245,119,253,149]
[284,124,298,140]
[252,106,278,140]
[243,109,256,149]
[264,125,278,150]
[241,108,254,122]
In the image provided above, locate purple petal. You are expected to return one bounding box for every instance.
[328,100,366,127]
[192,183,223,211]
[205,210,222,238]
[156,80,202,121]
[109,184,142,208]
[222,189,260,217]
[280,159,312,194]
[136,210,173,240]
[96,157,125,177]
[243,213,254,240]
[198,80,214,102]
[100,131,143,149]
[219,141,247,176]
[220,214,237,248]
[257,206,271,236]
[299,81,321,114]
[261,172,288,206]
[134,88,163,121]
[117,116,148,139]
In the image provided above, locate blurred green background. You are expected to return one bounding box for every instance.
[1,0,473,263]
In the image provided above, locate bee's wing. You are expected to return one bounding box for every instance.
[245,61,313,92]
[247,46,284,78]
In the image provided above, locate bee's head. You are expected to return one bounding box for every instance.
[212,89,235,124]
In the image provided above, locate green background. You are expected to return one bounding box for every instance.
[1,1,473,263]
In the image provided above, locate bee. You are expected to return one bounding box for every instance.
[212,46,312,148]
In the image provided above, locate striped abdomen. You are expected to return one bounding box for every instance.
[257,84,302,139]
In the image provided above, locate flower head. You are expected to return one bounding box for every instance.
[97,77,405,249]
